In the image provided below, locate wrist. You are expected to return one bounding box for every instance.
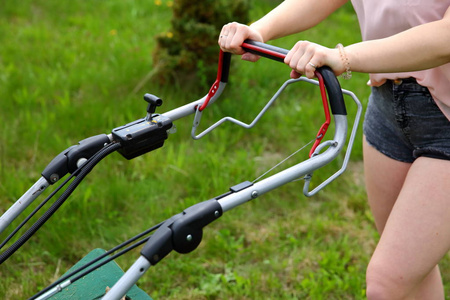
[249,21,270,43]
[336,43,352,79]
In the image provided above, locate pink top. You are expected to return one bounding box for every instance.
[350,0,450,120]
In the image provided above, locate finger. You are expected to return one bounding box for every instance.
[219,23,263,59]
[289,48,308,75]
[304,45,327,78]
[242,52,260,62]
[229,23,254,55]
[296,44,315,75]
[305,61,318,79]
[290,69,301,79]
[292,42,319,78]
[219,22,234,50]
[286,41,310,75]
[218,25,229,48]
[284,41,300,65]
[224,24,237,50]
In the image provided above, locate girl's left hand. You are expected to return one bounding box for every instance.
[284,41,344,79]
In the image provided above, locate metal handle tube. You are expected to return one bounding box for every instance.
[101,256,151,300]
[0,177,49,234]
[218,114,347,212]
[162,81,227,121]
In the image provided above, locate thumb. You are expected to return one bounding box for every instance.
[241,52,261,62]
[290,69,301,79]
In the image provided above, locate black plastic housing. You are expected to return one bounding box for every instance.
[41,134,111,183]
[140,199,222,265]
[112,114,173,160]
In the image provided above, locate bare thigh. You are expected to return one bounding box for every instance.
[368,155,450,293]
[363,137,411,233]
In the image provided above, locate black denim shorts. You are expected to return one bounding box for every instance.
[363,78,450,163]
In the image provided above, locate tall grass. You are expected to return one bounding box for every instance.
[1,1,449,299]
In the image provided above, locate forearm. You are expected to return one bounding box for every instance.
[347,16,450,74]
[251,0,349,42]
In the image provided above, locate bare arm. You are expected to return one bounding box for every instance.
[218,0,348,60]
[251,0,349,42]
[285,6,450,79]
[347,7,450,74]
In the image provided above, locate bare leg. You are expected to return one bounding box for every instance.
[363,138,447,299]
[363,137,411,233]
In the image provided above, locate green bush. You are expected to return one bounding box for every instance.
[152,0,250,89]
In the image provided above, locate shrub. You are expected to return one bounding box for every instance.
[152,0,250,89]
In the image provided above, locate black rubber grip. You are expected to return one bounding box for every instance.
[241,40,346,115]
[242,40,288,62]
[221,52,232,83]
[316,66,346,115]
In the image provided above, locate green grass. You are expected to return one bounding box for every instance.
[1,1,449,299]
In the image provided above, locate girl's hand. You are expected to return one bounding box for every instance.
[218,22,264,62]
[284,41,344,79]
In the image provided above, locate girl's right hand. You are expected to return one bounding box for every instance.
[218,22,264,62]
